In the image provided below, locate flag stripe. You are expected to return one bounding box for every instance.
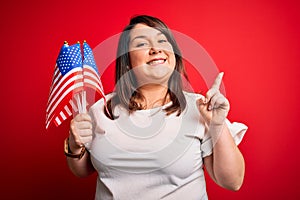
[83,70,103,89]
[69,99,78,112]
[55,117,61,126]
[47,75,83,115]
[64,105,72,116]
[84,80,105,96]
[46,82,83,122]
[83,65,101,79]
[83,65,105,95]
[60,111,66,120]
[46,100,73,129]
[50,71,62,93]
[47,68,82,108]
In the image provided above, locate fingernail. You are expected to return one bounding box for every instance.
[208,105,212,111]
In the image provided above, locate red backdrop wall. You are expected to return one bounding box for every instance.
[1,0,300,199]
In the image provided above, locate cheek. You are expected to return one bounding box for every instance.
[169,54,176,69]
[129,50,146,68]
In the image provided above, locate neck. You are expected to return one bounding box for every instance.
[137,84,169,109]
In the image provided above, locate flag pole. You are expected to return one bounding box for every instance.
[74,41,85,114]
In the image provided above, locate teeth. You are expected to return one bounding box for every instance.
[148,59,165,65]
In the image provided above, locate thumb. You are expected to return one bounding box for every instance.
[197,98,208,113]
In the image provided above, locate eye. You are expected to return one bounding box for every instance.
[158,39,167,43]
[136,42,148,47]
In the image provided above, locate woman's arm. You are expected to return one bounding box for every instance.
[203,124,245,190]
[197,72,245,190]
[66,113,96,177]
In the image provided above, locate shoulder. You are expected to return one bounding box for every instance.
[88,93,116,123]
[89,93,115,112]
[183,91,204,101]
[181,91,203,115]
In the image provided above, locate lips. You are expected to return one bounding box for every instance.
[147,58,166,66]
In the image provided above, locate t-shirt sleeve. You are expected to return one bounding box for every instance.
[200,119,248,157]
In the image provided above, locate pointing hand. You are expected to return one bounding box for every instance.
[197,72,230,126]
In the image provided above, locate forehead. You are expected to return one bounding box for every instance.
[130,23,163,39]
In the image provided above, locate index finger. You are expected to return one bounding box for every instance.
[74,113,92,122]
[211,72,224,89]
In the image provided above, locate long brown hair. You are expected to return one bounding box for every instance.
[105,15,189,119]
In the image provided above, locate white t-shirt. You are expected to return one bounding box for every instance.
[88,92,247,200]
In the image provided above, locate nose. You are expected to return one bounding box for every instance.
[149,47,162,55]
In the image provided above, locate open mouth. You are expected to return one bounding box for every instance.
[147,58,167,66]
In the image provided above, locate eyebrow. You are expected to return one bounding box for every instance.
[130,32,164,43]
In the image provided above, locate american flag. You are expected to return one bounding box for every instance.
[82,41,105,97]
[45,42,84,129]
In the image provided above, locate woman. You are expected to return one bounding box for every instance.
[65,15,247,199]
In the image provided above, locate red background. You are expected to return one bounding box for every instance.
[1,0,300,199]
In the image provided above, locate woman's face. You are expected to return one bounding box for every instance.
[128,23,176,86]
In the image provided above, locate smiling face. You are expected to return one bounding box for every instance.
[128,23,176,87]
